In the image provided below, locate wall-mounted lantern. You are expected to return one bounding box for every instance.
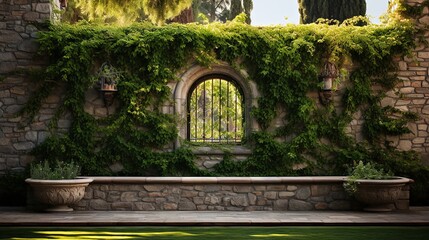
[98,62,120,107]
[319,61,338,105]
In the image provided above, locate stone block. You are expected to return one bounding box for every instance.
[193,197,205,205]
[163,202,178,210]
[197,205,208,210]
[233,185,252,193]
[400,87,415,93]
[203,185,222,192]
[148,192,163,197]
[202,160,219,169]
[315,202,328,210]
[398,140,412,151]
[37,131,49,144]
[142,197,156,203]
[89,199,109,210]
[267,185,286,191]
[419,16,429,25]
[0,30,22,43]
[264,191,277,200]
[93,190,105,199]
[166,195,180,203]
[0,52,15,61]
[178,200,196,210]
[112,202,133,210]
[22,11,39,21]
[289,199,313,211]
[279,191,295,198]
[13,142,34,151]
[273,199,288,210]
[6,157,19,167]
[231,195,249,207]
[181,190,198,198]
[248,193,257,205]
[144,184,165,192]
[0,62,18,73]
[295,186,311,200]
[287,185,297,191]
[135,202,155,211]
[204,195,221,205]
[106,191,120,202]
[121,192,139,202]
[311,185,331,197]
[24,131,37,142]
[35,3,51,13]
[310,196,325,202]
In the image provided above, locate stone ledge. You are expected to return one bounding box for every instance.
[86,176,350,184]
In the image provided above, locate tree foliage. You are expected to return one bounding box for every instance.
[72,0,193,25]
[143,0,193,25]
[194,0,252,23]
[298,0,366,24]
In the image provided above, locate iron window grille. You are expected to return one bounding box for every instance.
[187,75,244,143]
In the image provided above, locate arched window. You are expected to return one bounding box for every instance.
[187,75,244,143]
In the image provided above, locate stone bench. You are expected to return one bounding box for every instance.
[73,176,411,211]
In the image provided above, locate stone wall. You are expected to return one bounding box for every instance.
[342,0,429,164]
[0,0,65,173]
[1,0,429,174]
[71,177,411,211]
[388,0,429,162]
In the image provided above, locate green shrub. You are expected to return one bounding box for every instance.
[30,161,81,180]
[343,161,393,195]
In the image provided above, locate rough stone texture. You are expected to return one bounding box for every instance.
[0,0,427,174]
[69,177,412,211]
[0,1,423,214]
[75,182,350,211]
[0,0,64,174]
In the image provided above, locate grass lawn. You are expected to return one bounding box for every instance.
[1,226,429,240]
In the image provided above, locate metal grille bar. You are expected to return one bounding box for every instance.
[188,76,244,143]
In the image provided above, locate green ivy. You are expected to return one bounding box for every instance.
[20,5,428,202]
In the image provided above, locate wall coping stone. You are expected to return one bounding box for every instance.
[84,176,358,184]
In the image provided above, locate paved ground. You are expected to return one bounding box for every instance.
[1,207,429,226]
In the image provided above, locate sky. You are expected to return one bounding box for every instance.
[252,0,389,25]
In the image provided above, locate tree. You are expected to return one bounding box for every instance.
[230,0,252,24]
[72,0,193,25]
[65,0,252,25]
[195,0,252,23]
[298,0,366,24]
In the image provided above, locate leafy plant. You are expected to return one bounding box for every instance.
[30,161,81,180]
[343,161,393,195]
[18,0,426,193]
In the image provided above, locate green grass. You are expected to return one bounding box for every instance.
[0,226,428,240]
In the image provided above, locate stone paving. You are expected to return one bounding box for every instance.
[1,207,429,226]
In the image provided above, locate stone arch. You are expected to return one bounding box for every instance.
[173,62,259,147]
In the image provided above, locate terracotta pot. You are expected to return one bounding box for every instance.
[26,178,93,212]
[353,177,411,212]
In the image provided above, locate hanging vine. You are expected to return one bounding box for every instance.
[21,1,429,190]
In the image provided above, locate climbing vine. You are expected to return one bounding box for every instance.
[22,1,429,199]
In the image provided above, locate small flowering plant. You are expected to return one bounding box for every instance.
[30,161,81,180]
[343,161,393,195]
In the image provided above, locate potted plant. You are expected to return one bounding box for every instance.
[25,161,93,212]
[343,161,411,212]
